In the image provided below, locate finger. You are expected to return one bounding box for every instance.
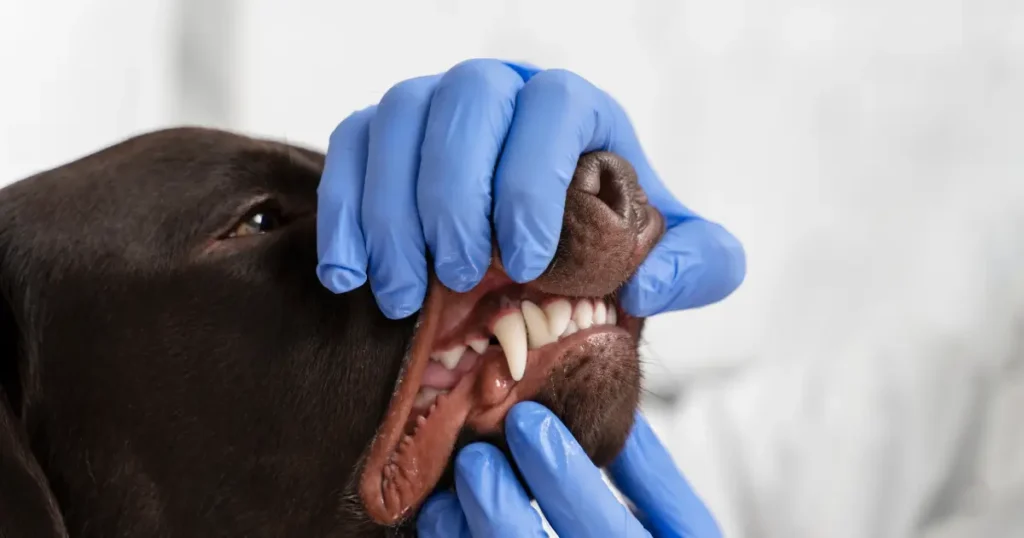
[453,443,548,538]
[618,217,747,317]
[418,59,524,292]
[505,402,650,538]
[493,69,620,282]
[608,412,723,538]
[588,92,746,317]
[316,106,376,294]
[416,491,472,538]
[501,60,542,82]
[362,75,441,319]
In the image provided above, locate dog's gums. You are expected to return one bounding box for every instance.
[358,152,665,525]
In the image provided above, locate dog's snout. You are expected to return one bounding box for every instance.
[531,152,665,298]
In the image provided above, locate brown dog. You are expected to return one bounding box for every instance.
[0,127,663,537]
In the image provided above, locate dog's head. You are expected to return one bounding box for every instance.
[0,127,663,536]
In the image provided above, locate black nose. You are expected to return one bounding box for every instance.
[572,151,641,222]
[531,151,664,298]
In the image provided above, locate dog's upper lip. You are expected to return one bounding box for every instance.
[430,267,514,350]
[357,274,642,526]
[358,151,667,526]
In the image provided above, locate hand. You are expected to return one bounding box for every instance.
[415,402,721,537]
[315,59,746,319]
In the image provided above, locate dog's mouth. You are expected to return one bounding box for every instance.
[413,277,630,433]
[358,152,665,525]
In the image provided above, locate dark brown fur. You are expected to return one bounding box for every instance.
[0,127,658,537]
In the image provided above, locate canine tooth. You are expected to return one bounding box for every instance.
[467,337,489,354]
[431,345,466,370]
[543,299,572,336]
[493,310,528,382]
[607,305,618,325]
[416,415,427,426]
[593,301,607,325]
[563,320,579,336]
[572,300,594,330]
[521,300,556,349]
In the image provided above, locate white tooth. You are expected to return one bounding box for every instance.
[431,345,466,370]
[572,300,594,330]
[493,310,528,382]
[414,387,443,409]
[607,304,618,325]
[467,337,489,355]
[563,320,579,336]
[543,299,572,336]
[521,300,556,349]
[593,301,607,325]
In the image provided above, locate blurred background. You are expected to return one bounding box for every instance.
[2,0,1023,536]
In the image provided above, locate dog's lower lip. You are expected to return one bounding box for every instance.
[357,276,639,525]
[463,325,631,430]
[396,326,629,468]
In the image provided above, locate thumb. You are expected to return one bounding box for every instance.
[619,217,745,317]
[608,413,723,538]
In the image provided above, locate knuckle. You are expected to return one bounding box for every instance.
[379,76,436,112]
[441,58,521,96]
[328,105,375,146]
[523,68,588,103]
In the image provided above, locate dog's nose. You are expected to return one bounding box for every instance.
[531,152,665,298]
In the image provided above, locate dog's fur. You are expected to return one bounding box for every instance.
[0,127,655,537]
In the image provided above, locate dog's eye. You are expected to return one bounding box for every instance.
[227,208,284,238]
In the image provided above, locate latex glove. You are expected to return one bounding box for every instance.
[416,402,722,538]
[316,59,746,319]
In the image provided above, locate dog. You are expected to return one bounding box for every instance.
[0,127,664,537]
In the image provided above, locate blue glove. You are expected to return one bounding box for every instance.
[416,401,722,538]
[316,59,746,319]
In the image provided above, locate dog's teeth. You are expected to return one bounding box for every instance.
[493,310,528,382]
[593,300,607,325]
[430,345,466,370]
[467,337,489,355]
[521,300,556,349]
[607,304,618,325]
[543,298,573,336]
[562,320,579,336]
[414,387,444,409]
[572,300,594,330]
[416,415,427,426]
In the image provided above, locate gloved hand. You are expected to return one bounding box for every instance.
[316,59,746,319]
[416,401,721,538]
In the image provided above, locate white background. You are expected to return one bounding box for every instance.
[3,1,1024,536]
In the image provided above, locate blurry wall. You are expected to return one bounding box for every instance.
[3,1,1024,537]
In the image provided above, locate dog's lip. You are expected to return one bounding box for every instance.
[357,276,640,525]
[462,323,633,431]
[430,260,516,349]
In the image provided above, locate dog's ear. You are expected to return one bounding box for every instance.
[0,241,69,536]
